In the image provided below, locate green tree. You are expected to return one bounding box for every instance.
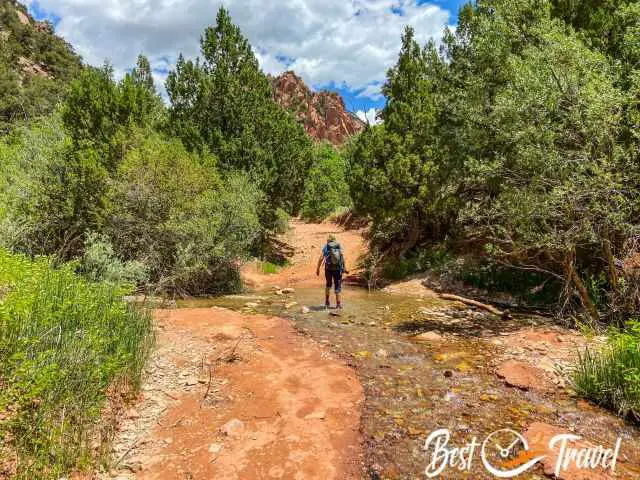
[166,7,312,224]
[301,143,351,221]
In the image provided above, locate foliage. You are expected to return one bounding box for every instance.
[301,143,351,222]
[0,0,82,133]
[79,232,149,286]
[571,320,640,422]
[273,208,290,235]
[105,130,262,294]
[347,0,640,322]
[0,113,107,258]
[0,249,154,477]
[166,7,313,226]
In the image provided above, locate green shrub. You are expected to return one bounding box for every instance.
[105,132,262,294]
[0,248,155,478]
[79,232,148,286]
[260,261,279,274]
[273,208,290,235]
[301,143,351,222]
[571,320,640,422]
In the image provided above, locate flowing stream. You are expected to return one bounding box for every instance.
[177,287,640,479]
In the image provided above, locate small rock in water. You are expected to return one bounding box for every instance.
[375,349,389,358]
[220,419,244,437]
[281,287,295,294]
[245,302,260,308]
[301,306,310,314]
[414,331,443,342]
[284,301,297,309]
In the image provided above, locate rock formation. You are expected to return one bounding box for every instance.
[272,71,365,145]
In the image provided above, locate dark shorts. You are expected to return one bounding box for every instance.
[325,268,342,293]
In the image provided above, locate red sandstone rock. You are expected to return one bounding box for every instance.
[272,71,365,145]
[496,360,553,391]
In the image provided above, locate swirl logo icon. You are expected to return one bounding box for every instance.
[480,429,546,478]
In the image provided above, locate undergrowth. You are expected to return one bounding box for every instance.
[571,320,640,423]
[0,249,155,478]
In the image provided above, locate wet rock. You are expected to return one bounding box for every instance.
[414,331,444,342]
[281,287,295,294]
[301,306,310,314]
[375,349,389,358]
[496,360,552,391]
[245,302,260,308]
[284,301,297,309]
[220,419,244,437]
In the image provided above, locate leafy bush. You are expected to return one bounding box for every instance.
[273,208,290,235]
[572,320,640,422]
[0,249,154,477]
[79,232,148,285]
[106,130,262,294]
[301,143,351,221]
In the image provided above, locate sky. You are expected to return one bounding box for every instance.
[24,0,468,124]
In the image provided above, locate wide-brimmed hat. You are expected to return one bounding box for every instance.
[327,234,337,242]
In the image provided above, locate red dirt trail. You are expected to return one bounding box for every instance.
[107,221,367,479]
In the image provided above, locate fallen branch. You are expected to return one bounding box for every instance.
[438,293,504,316]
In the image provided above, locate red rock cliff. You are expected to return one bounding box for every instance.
[272,71,365,145]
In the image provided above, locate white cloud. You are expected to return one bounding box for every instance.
[24,0,453,101]
[357,83,384,101]
[357,108,381,125]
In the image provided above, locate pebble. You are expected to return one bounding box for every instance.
[220,418,244,437]
[304,411,326,420]
[208,442,223,454]
[125,408,140,420]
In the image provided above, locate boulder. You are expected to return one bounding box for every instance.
[496,360,553,392]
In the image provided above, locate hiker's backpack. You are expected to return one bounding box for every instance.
[326,241,342,271]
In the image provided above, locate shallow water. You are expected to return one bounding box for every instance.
[177,288,640,479]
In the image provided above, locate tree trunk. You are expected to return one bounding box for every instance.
[565,252,600,323]
[602,227,618,293]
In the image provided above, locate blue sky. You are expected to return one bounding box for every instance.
[26,0,470,120]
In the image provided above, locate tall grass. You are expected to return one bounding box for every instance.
[0,249,155,478]
[571,320,640,423]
